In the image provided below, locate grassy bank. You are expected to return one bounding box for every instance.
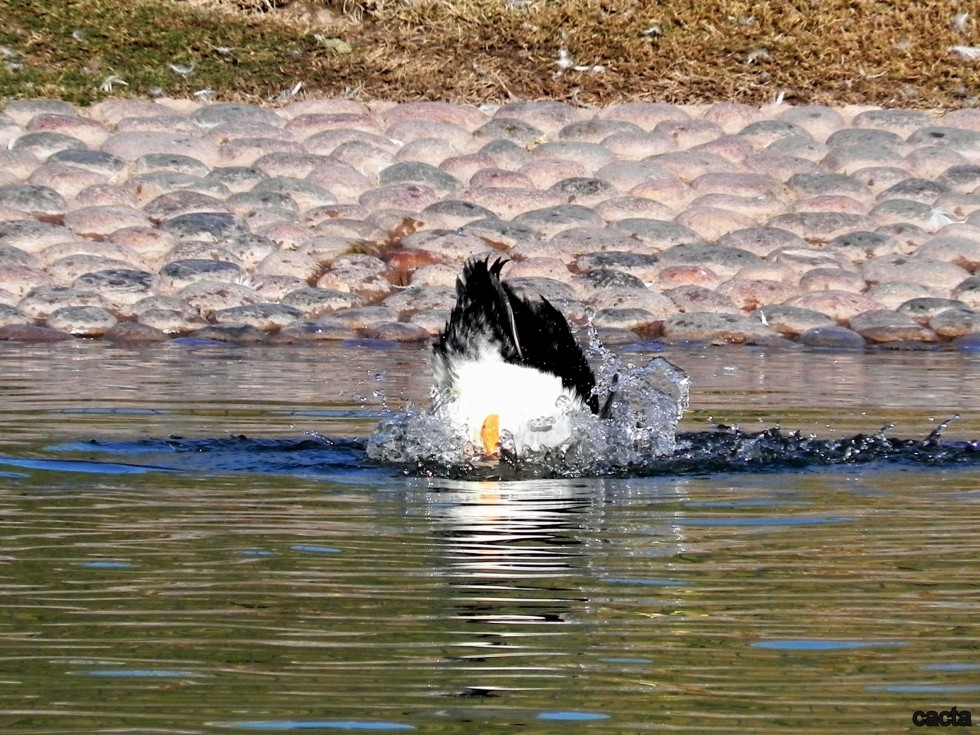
[1,0,978,108]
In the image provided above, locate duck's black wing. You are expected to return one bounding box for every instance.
[434,257,599,414]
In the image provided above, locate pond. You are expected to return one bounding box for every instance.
[0,341,979,733]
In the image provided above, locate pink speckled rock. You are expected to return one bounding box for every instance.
[74,184,140,208]
[601,102,690,130]
[461,187,565,218]
[664,284,740,314]
[799,267,866,293]
[285,113,383,139]
[28,163,108,200]
[594,196,675,221]
[18,286,109,318]
[862,254,969,294]
[0,266,57,297]
[656,264,722,289]
[778,105,847,143]
[27,113,109,147]
[865,281,940,309]
[662,311,775,342]
[784,290,884,321]
[102,131,220,166]
[519,159,588,189]
[384,101,487,131]
[701,102,766,135]
[906,146,968,178]
[63,205,150,239]
[767,211,878,242]
[716,278,798,312]
[848,308,938,342]
[630,178,696,211]
[601,132,677,159]
[674,205,758,241]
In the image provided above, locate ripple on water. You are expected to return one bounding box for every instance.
[752,639,908,651]
[215,721,415,732]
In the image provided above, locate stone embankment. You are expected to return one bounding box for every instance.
[2,97,980,349]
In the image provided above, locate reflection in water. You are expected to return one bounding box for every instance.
[416,478,690,697]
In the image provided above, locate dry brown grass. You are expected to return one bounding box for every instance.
[2,0,978,107]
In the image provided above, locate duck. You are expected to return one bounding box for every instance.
[432,256,606,459]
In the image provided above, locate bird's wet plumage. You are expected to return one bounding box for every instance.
[432,257,601,457]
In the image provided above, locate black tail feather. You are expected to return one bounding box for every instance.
[434,256,600,414]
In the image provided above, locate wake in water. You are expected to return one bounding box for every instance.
[23,418,980,481]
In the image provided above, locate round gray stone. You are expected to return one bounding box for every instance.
[144,191,230,220]
[739,120,810,146]
[825,128,905,149]
[662,312,775,342]
[549,177,615,199]
[281,287,366,317]
[897,297,971,322]
[658,243,763,274]
[127,171,230,198]
[135,152,210,176]
[190,324,267,343]
[478,139,534,168]
[931,308,980,337]
[206,166,270,190]
[575,251,659,274]
[48,148,127,176]
[0,243,39,268]
[473,117,545,145]
[853,109,933,134]
[105,321,168,343]
[907,127,980,152]
[935,165,980,194]
[505,277,576,302]
[11,131,87,156]
[877,178,947,204]
[159,259,247,289]
[579,269,647,290]
[190,103,284,130]
[869,198,937,224]
[788,171,871,198]
[210,303,304,330]
[45,305,117,336]
[73,267,154,294]
[610,218,702,247]
[361,321,431,342]
[559,119,644,141]
[421,199,495,222]
[379,162,461,193]
[592,307,659,331]
[0,184,67,218]
[228,191,299,213]
[459,219,540,246]
[512,204,603,233]
[797,325,866,349]
[0,303,30,327]
[754,305,834,336]
[160,212,249,242]
[827,231,897,262]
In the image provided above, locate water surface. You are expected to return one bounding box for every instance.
[1,341,978,733]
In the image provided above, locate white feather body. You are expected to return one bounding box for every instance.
[435,347,585,455]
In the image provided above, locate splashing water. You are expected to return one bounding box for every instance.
[366,331,691,478]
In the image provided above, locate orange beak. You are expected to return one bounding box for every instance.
[480,414,500,457]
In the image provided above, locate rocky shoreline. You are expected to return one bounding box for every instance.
[2,97,980,349]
